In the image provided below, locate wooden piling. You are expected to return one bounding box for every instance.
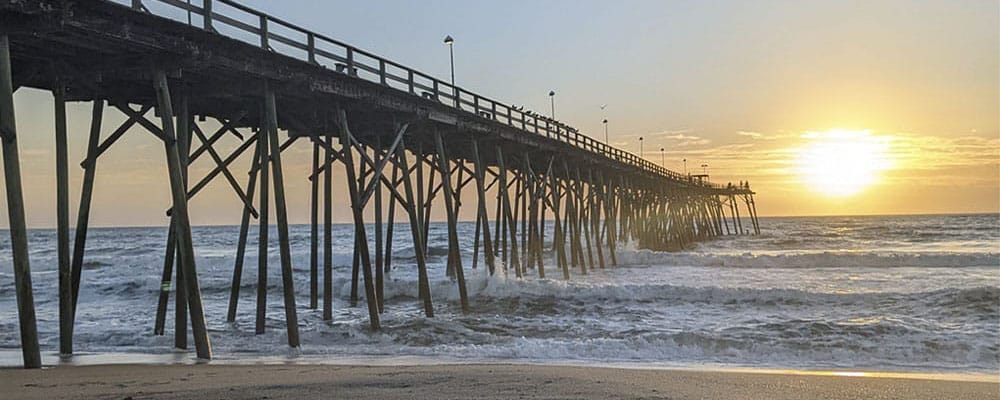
[0,34,41,368]
[54,85,72,355]
[255,113,269,335]
[152,69,211,359]
[263,85,300,347]
[471,140,496,274]
[394,142,434,317]
[310,140,319,309]
[227,133,262,322]
[155,218,176,334]
[434,131,469,312]
[337,109,381,331]
[374,139,385,313]
[495,146,522,277]
[70,100,103,318]
[323,126,334,321]
[174,93,191,350]
[384,158,398,276]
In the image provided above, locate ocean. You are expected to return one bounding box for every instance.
[1,214,997,373]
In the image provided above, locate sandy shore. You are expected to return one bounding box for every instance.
[2,363,997,399]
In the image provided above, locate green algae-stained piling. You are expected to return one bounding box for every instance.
[0,0,758,368]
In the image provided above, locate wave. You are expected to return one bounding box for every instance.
[616,249,999,268]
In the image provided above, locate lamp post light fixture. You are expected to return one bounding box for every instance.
[549,90,556,119]
[602,119,609,144]
[443,35,456,106]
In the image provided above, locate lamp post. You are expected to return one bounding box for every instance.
[548,90,556,119]
[702,163,709,175]
[602,119,608,144]
[443,35,456,107]
[660,148,665,167]
[683,158,687,175]
[639,136,644,159]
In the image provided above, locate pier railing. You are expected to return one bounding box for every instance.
[118,0,724,189]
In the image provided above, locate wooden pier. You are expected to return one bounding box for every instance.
[0,0,758,368]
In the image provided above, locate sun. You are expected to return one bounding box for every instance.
[794,129,893,197]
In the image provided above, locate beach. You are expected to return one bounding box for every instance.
[2,363,997,399]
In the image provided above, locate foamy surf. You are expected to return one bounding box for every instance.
[1,214,997,373]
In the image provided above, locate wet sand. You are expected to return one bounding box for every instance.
[2,363,997,399]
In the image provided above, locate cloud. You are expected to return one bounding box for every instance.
[736,130,792,140]
[645,130,711,146]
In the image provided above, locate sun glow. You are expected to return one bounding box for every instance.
[794,130,893,197]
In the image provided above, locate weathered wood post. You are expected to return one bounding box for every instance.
[263,84,300,347]
[310,141,319,309]
[550,169,569,279]
[155,219,176,334]
[0,35,40,369]
[227,132,261,322]
[323,126,334,321]
[152,69,211,359]
[394,143,434,317]
[54,84,73,356]
[70,100,103,319]
[174,93,191,350]
[496,146,522,277]
[384,160,397,276]
[434,131,469,312]
[470,140,496,274]
[373,138,385,313]
[337,108,380,331]
[350,156,366,307]
[256,111,269,335]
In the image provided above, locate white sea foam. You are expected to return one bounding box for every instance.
[1,214,998,372]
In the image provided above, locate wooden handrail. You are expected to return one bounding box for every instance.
[121,0,726,189]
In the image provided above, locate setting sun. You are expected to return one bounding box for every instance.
[794,130,894,197]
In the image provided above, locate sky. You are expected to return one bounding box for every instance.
[1,0,998,228]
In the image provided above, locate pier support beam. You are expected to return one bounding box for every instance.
[471,140,495,274]
[54,84,72,356]
[394,141,434,317]
[434,131,469,312]
[323,126,334,321]
[153,69,211,359]
[70,100,103,324]
[309,141,319,310]
[227,133,261,322]
[263,84,300,347]
[337,109,380,331]
[0,34,40,369]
